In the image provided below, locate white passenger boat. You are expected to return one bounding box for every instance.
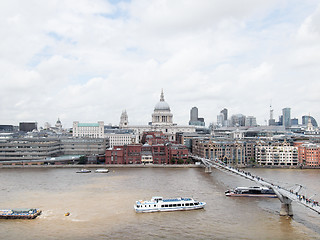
[76,169,91,173]
[95,169,109,173]
[225,186,277,198]
[134,197,206,213]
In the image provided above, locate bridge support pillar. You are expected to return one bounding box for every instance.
[280,203,293,216]
[205,166,212,173]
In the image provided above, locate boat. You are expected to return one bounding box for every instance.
[0,208,42,219]
[225,186,277,198]
[76,169,91,173]
[134,196,206,213]
[94,169,109,173]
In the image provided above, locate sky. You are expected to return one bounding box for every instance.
[1,0,320,128]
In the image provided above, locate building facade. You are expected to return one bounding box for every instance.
[255,141,298,166]
[105,133,135,148]
[192,138,247,165]
[282,108,291,128]
[19,122,37,132]
[231,114,246,127]
[73,121,104,138]
[245,116,257,127]
[0,138,61,161]
[297,142,320,167]
[105,143,189,164]
[189,107,205,126]
[60,138,108,156]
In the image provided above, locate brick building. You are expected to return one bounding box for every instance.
[105,143,189,164]
[192,138,246,165]
[296,142,320,167]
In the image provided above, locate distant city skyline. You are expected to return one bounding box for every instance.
[1,1,320,128]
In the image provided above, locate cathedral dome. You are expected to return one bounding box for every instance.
[154,101,170,111]
[154,90,170,111]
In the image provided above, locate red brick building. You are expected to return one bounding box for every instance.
[141,131,169,145]
[105,143,189,164]
[296,142,320,167]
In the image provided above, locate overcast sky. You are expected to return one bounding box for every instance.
[1,0,320,128]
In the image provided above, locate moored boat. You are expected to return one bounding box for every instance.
[76,169,91,173]
[134,197,206,213]
[0,208,42,219]
[94,169,109,173]
[225,186,277,198]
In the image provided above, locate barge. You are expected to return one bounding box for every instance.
[0,208,42,219]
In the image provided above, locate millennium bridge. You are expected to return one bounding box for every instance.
[191,155,320,216]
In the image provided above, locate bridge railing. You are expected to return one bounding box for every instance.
[191,155,320,215]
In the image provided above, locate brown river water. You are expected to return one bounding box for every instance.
[0,167,320,239]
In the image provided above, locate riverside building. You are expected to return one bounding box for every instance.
[73,121,104,138]
[255,141,298,166]
[0,138,61,162]
[296,142,320,167]
[105,143,189,165]
[192,138,247,166]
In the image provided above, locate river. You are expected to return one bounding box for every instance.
[0,167,320,239]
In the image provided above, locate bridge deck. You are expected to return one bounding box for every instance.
[192,155,320,215]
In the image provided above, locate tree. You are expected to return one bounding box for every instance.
[177,159,184,164]
[78,156,87,164]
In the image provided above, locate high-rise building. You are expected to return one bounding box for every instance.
[268,104,276,126]
[302,115,318,127]
[220,108,228,121]
[231,114,246,127]
[190,107,198,122]
[245,116,257,127]
[291,118,298,126]
[282,108,291,128]
[217,114,224,127]
[189,107,205,126]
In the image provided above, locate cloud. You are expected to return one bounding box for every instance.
[0,0,320,128]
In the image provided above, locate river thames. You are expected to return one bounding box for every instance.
[0,167,320,239]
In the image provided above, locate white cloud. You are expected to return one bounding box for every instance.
[0,0,320,128]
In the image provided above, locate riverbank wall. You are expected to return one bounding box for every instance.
[0,164,202,169]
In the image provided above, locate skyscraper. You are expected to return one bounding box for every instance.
[302,115,318,127]
[268,104,276,126]
[282,108,291,128]
[245,116,257,127]
[220,108,228,121]
[190,107,198,122]
[231,114,246,127]
[189,107,205,126]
